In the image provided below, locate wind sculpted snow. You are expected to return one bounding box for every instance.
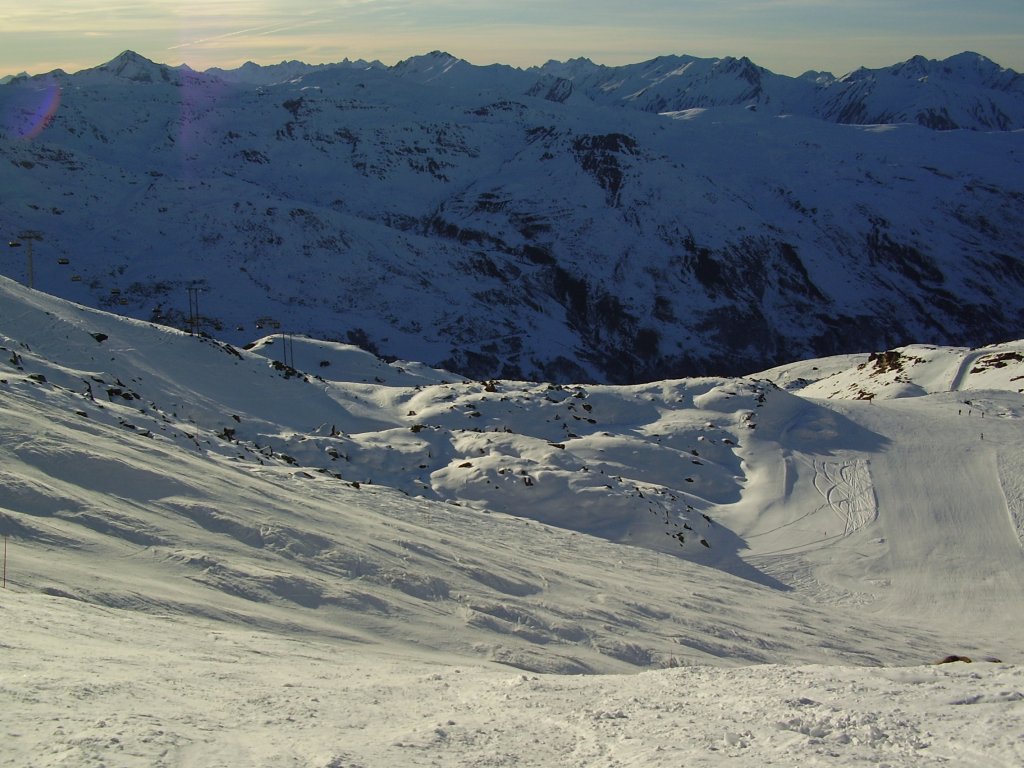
[2,277,1024,766]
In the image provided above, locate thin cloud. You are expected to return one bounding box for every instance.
[254,20,325,39]
[167,24,294,52]
[1,0,1021,76]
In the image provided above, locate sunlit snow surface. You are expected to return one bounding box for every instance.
[2,276,1023,766]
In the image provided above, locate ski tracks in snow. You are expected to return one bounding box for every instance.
[806,456,878,537]
[745,453,881,607]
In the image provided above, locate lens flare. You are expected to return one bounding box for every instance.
[2,79,62,140]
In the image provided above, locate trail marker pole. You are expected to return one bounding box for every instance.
[3,533,7,589]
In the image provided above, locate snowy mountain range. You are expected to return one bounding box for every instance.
[2,275,1023,765]
[0,49,1022,384]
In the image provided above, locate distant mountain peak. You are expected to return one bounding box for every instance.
[847,51,1011,82]
[82,49,186,84]
[798,69,836,85]
[107,49,149,64]
[398,50,462,67]
[101,50,159,72]
[942,50,994,68]
[533,57,603,79]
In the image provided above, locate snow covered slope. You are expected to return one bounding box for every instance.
[3,276,1024,657]
[815,52,1024,130]
[3,278,1024,765]
[0,51,1022,383]
[5,588,1021,767]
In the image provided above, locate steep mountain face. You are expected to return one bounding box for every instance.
[816,52,1024,130]
[0,51,1022,383]
[531,54,810,115]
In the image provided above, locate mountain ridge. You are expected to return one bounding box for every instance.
[13,48,1023,128]
[1,49,1022,384]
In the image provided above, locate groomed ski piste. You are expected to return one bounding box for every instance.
[2,274,1023,766]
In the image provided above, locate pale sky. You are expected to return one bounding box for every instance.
[1,0,1022,78]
